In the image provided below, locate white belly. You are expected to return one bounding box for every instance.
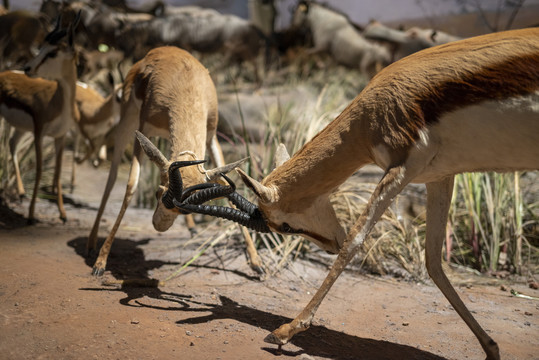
[406,92,539,183]
[0,105,34,132]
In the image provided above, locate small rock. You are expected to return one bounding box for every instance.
[190,342,195,346]
[130,319,139,324]
[185,330,192,336]
[402,322,409,326]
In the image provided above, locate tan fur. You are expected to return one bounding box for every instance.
[69,82,122,189]
[239,28,539,359]
[89,46,263,276]
[0,38,78,223]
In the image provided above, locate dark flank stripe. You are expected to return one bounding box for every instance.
[357,28,539,149]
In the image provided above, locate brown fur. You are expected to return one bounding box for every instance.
[238,29,539,359]
[89,46,265,277]
[264,28,539,208]
[0,72,62,121]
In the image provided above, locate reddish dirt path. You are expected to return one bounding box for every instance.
[0,162,538,360]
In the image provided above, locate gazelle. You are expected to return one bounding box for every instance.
[0,15,79,223]
[87,46,263,276]
[71,77,122,189]
[175,28,539,359]
[4,74,122,195]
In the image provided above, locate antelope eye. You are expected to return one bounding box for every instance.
[282,223,293,233]
[45,50,58,59]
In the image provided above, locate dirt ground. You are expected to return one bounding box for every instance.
[0,161,538,360]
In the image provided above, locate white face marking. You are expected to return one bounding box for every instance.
[263,195,345,254]
[152,206,178,232]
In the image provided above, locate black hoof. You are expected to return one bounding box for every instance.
[264,333,285,346]
[60,216,67,224]
[27,218,37,225]
[91,266,105,277]
[189,228,198,238]
[252,265,265,275]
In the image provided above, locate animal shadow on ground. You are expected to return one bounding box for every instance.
[0,197,28,229]
[68,236,179,280]
[178,296,447,360]
[68,236,446,360]
[84,283,448,360]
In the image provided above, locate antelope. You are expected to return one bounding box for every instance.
[0,15,79,223]
[73,77,122,166]
[87,46,263,276]
[3,72,122,196]
[174,28,539,359]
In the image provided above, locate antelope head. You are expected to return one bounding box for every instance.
[135,131,248,232]
[236,147,345,254]
[24,12,80,79]
[174,143,345,254]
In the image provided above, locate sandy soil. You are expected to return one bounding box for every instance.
[0,162,538,360]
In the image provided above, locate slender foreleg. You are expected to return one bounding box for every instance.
[425,177,500,360]
[9,128,26,199]
[87,110,137,254]
[92,138,142,276]
[265,166,412,345]
[28,129,43,224]
[53,135,67,222]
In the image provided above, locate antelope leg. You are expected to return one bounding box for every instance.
[425,177,499,360]
[92,139,142,276]
[265,166,411,345]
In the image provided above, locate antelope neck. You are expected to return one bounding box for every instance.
[266,102,373,204]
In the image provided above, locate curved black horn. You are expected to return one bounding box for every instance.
[226,192,259,216]
[162,160,206,209]
[181,173,236,203]
[173,200,270,233]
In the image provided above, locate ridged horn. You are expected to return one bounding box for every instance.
[173,200,270,233]
[226,192,259,216]
[181,173,236,204]
[162,160,206,209]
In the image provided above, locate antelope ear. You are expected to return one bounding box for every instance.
[274,143,290,168]
[236,169,278,203]
[135,130,168,169]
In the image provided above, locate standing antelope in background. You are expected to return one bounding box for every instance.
[87,46,262,276]
[70,78,123,190]
[0,15,79,223]
[175,28,539,359]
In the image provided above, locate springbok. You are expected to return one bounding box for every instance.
[0,15,79,223]
[3,72,121,196]
[174,28,539,359]
[291,1,389,77]
[87,46,263,276]
[70,77,123,189]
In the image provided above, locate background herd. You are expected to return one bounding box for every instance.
[0,0,537,281]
